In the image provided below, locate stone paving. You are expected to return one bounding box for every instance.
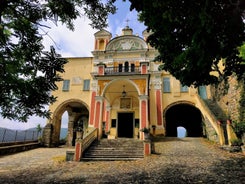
[0,137,244,184]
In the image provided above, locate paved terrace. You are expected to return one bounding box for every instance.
[0,137,244,184]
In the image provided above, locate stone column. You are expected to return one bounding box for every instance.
[42,123,53,147]
[67,110,75,147]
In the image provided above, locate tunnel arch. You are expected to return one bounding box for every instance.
[164,101,203,137]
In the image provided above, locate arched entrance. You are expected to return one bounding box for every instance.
[101,79,142,139]
[47,99,89,147]
[165,103,203,137]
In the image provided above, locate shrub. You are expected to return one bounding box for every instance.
[230,138,243,146]
[233,121,245,139]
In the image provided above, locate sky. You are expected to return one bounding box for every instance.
[0,0,146,130]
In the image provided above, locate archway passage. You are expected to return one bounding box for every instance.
[165,104,203,137]
[50,100,89,147]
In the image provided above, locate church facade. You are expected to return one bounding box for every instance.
[43,26,224,147]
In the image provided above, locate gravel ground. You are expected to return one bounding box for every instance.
[0,137,244,184]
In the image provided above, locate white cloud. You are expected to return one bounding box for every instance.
[41,16,97,57]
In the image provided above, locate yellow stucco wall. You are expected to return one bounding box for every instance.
[48,57,93,118]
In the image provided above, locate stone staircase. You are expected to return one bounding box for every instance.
[82,138,144,161]
[204,99,227,121]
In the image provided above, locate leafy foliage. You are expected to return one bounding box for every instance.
[0,0,116,121]
[129,0,245,86]
[230,138,243,146]
[233,121,245,139]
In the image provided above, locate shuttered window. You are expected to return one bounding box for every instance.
[83,79,90,91]
[62,80,70,91]
[163,78,171,93]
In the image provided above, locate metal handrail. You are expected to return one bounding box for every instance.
[104,66,141,75]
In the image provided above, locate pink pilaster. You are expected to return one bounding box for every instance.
[144,140,151,156]
[89,91,96,126]
[141,100,147,128]
[140,62,149,74]
[106,110,110,132]
[94,101,101,128]
[139,95,149,140]
[94,96,103,138]
[156,90,163,126]
[74,141,81,161]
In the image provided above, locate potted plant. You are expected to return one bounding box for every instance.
[140,127,150,133]
[140,127,150,140]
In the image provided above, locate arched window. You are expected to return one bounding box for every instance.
[131,63,135,72]
[125,61,129,72]
[99,39,105,50]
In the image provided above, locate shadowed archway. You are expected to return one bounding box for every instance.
[165,103,203,137]
[47,99,89,147]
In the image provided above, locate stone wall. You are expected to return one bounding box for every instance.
[210,74,243,122]
[0,141,39,155]
[203,116,219,143]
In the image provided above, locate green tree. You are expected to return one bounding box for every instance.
[129,0,245,86]
[0,0,116,122]
[240,43,245,60]
[36,123,42,135]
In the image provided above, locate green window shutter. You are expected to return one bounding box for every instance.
[198,86,207,99]
[163,78,171,92]
[62,80,70,91]
[83,79,90,91]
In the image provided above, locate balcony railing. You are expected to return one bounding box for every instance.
[104,66,141,75]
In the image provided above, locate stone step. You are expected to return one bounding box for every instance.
[204,99,227,121]
[82,138,144,161]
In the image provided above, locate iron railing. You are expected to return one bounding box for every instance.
[104,66,141,75]
[0,128,41,143]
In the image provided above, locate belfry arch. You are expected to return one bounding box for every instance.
[164,101,203,137]
[48,99,89,147]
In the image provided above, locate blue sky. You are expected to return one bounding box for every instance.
[0,0,146,130]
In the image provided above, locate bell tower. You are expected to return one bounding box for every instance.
[94,29,112,51]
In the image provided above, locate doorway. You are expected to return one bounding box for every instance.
[117,112,134,138]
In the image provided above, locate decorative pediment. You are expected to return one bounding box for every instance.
[94,29,112,37]
[106,36,148,51]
